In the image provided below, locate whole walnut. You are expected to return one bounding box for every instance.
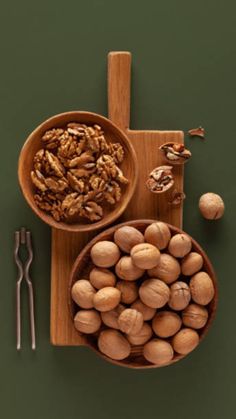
[181,252,203,276]
[89,267,116,289]
[74,309,101,334]
[139,279,170,309]
[118,308,144,335]
[71,279,96,309]
[131,243,160,269]
[168,281,191,311]
[182,303,208,329]
[114,226,144,253]
[93,286,121,312]
[116,280,138,304]
[131,299,156,321]
[199,192,225,220]
[127,322,153,345]
[172,328,199,355]
[98,329,131,360]
[168,233,192,258]
[91,241,120,268]
[144,222,171,250]
[148,253,180,284]
[101,304,125,329]
[115,256,144,281]
[189,272,215,305]
[143,339,174,365]
[152,311,182,338]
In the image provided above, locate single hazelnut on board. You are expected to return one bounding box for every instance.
[131,243,160,269]
[91,241,120,268]
[101,304,125,329]
[116,280,139,304]
[115,256,145,281]
[71,279,96,309]
[118,308,144,335]
[89,267,116,289]
[143,339,174,365]
[148,253,181,284]
[144,222,171,250]
[199,192,225,220]
[181,252,204,276]
[152,311,182,338]
[168,233,192,258]
[172,328,199,355]
[168,281,191,311]
[139,279,170,309]
[182,303,208,329]
[127,322,153,345]
[131,299,156,321]
[114,226,144,253]
[74,309,101,334]
[98,329,131,360]
[189,271,215,305]
[93,287,121,312]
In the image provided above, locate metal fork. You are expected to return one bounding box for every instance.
[14,228,36,350]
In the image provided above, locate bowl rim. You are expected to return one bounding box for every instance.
[68,218,218,369]
[18,110,138,232]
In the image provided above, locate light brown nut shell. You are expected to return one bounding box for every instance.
[74,309,101,334]
[114,226,144,253]
[199,192,225,220]
[152,311,182,338]
[181,252,204,276]
[168,281,191,311]
[71,279,96,309]
[143,339,174,365]
[168,233,192,258]
[182,303,208,329]
[93,287,121,312]
[115,256,145,281]
[98,329,131,360]
[148,253,181,284]
[116,281,139,304]
[127,323,153,345]
[139,279,170,309]
[118,308,144,335]
[131,243,160,270]
[189,272,215,305]
[91,241,120,268]
[101,304,125,329]
[144,222,171,250]
[131,299,156,321]
[89,267,116,289]
[172,328,199,355]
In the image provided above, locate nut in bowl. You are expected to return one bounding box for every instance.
[69,219,218,369]
[18,111,138,232]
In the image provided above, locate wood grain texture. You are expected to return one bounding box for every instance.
[50,51,184,346]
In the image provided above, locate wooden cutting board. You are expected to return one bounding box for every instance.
[50,51,184,345]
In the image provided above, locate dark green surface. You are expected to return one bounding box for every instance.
[0,0,235,418]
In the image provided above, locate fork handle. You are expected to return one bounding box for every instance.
[27,282,36,350]
[16,282,21,350]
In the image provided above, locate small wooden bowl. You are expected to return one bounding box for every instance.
[18,111,138,232]
[69,219,218,369]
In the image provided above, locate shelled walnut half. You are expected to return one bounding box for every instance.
[146,165,174,193]
[30,122,129,223]
[159,142,191,164]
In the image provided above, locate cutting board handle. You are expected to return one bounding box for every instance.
[108,51,131,130]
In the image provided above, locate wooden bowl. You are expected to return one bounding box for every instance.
[69,219,218,369]
[18,111,138,232]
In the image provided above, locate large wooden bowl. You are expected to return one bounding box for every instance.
[69,219,218,369]
[18,111,138,232]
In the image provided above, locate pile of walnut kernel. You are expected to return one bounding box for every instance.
[31,122,128,223]
[71,222,215,366]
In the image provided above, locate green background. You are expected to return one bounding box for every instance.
[0,0,235,418]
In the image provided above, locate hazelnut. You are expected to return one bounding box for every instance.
[168,281,191,311]
[115,256,144,281]
[116,280,139,304]
[139,279,170,309]
[168,233,192,258]
[101,304,125,329]
[74,309,101,334]
[118,308,144,334]
[181,252,204,276]
[172,328,199,355]
[144,222,171,250]
[182,303,208,329]
[143,339,174,365]
[199,192,225,220]
[114,226,144,253]
[91,241,120,268]
[98,329,131,360]
[93,287,121,312]
[152,311,182,338]
[131,243,160,269]
[127,323,153,345]
[131,299,156,321]
[148,253,180,284]
[71,279,96,309]
[89,267,116,289]
[189,271,215,305]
